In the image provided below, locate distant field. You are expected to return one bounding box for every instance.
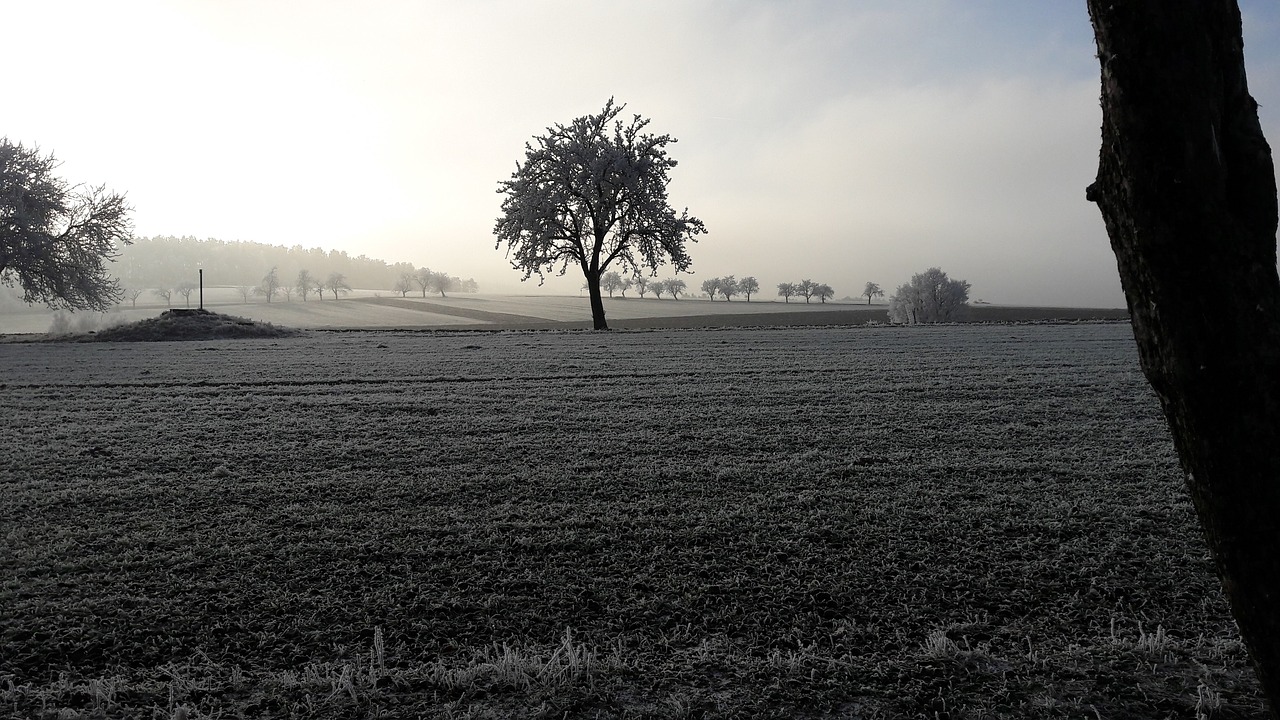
[0,323,1260,718]
[0,291,1128,335]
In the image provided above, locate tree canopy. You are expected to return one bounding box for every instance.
[1,139,133,311]
[888,267,970,323]
[494,99,706,329]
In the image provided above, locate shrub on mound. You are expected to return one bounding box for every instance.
[68,309,301,342]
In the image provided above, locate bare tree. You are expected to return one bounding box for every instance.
[701,277,720,300]
[255,266,280,303]
[414,267,433,298]
[280,284,295,302]
[432,271,452,298]
[797,279,817,304]
[393,273,414,297]
[1,139,134,311]
[863,282,884,305]
[152,287,172,307]
[296,269,314,302]
[633,276,650,298]
[739,276,759,301]
[665,277,686,299]
[495,99,707,329]
[651,279,666,299]
[815,283,834,304]
[1086,2,1280,710]
[777,282,797,303]
[175,281,197,308]
[236,286,253,303]
[323,272,351,300]
[123,288,143,307]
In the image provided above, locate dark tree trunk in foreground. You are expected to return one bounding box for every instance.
[1087,2,1280,713]
[585,268,608,330]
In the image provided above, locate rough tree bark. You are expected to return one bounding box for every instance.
[1086,1,1280,714]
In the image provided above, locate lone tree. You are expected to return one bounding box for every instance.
[175,281,197,308]
[887,267,970,324]
[495,99,707,330]
[1087,1,1280,710]
[323,272,351,300]
[863,281,884,305]
[1,139,133,311]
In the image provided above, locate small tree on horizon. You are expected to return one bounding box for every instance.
[719,275,739,301]
[633,275,650,298]
[296,269,314,301]
[777,282,797,303]
[797,279,817,304]
[175,281,197,308]
[256,267,280,303]
[152,287,172,307]
[701,277,720,300]
[393,273,414,297]
[815,283,834,304]
[324,272,351,300]
[863,281,884,305]
[651,279,666,299]
[123,288,143,307]
[739,276,759,301]
[665,277,686,299]
[602,271,624,298]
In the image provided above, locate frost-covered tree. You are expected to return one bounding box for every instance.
[719,275,739,301]
[701,277,720,300]
[665,277,686,299]
[815,283,834,304]
[414,267,433,298]
[651,279,666,299]
[393,273,413,297]
[863,281,884,305]
[887,267,969,324]
[175,281,197,308]
[1,139,134,311]
[255,267,280,303]
[777,282,797,303]
[601,270,624,298]
[619,276,632,298]
[323,272,351,300]
[296,269,315,301]
[633,275,650,298]
[739,276,759,301]
[431,271,452,298]
[797,279,817,304]
[494,99,707,329]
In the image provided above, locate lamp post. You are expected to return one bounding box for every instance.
[198,268,204,310]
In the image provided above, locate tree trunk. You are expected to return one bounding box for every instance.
[1087,2,1280,714]
[585,270,608,330]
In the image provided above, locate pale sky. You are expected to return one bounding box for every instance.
[8,1,1280,306]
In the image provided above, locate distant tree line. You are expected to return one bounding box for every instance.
[111,236,477,299]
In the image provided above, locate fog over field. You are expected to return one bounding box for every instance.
[8,1,1280,307]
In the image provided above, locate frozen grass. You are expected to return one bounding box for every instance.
[0,324,1264,718]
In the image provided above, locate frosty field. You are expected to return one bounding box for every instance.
[0,323,1264,718]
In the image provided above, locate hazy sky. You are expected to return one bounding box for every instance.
[8,1,1280,306]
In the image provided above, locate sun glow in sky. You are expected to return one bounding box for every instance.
[8,1,1280,306]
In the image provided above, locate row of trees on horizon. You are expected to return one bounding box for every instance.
[110,236,477,300]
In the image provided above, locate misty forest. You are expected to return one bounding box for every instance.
[3,2,1280,719]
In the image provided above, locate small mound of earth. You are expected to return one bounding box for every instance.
[59,309,302,342]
